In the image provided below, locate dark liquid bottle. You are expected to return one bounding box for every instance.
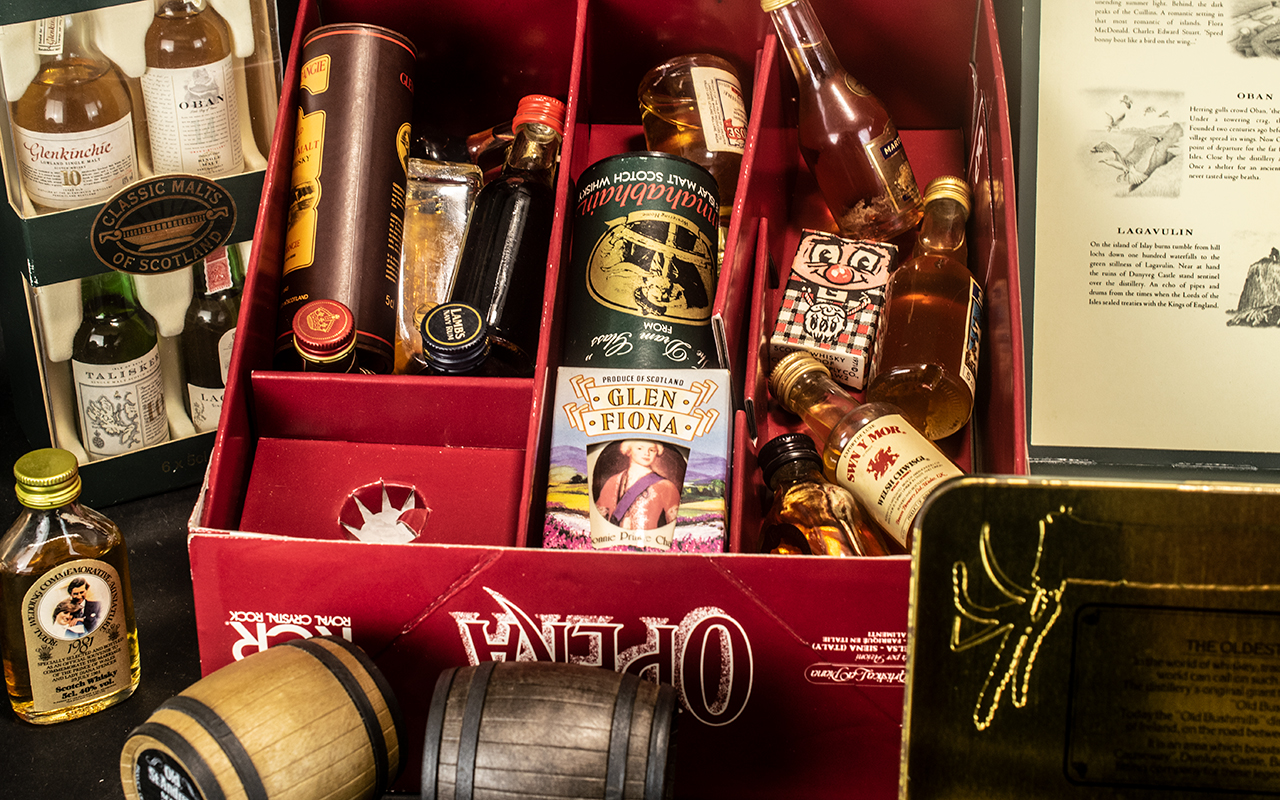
[449,95,565,377]
[71,271,169,459]
[867,176,981,440]
[293,298,359,373]
[182,245,244,432]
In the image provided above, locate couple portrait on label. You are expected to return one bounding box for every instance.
[41,575,106,641]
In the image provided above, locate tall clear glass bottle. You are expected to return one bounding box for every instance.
[9,13,138,212]
[762,0,922,241]
[758,432,892,557]
[449,94,565,377]
[141,0,244,177]
[867,176,981,440]
[769,351,961,549]
[181,244,245,432]
[71,271,169,460]
[1,448,140,724]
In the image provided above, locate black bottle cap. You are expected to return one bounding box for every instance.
[757,432,822,485]
[421,302,491,374]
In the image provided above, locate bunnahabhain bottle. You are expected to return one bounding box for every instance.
[1,448,140,723]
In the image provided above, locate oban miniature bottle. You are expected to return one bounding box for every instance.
[141,0,244,177]
[1,448,140,724]
[71,271,169,460]
[292,298,359,373]
[10,13,138,212]
[182,245,244,432]
[449,94,566,377]
[769,351,962,549]
[762,0,922,241]
[757,432,892,557]
[867,176,981,440]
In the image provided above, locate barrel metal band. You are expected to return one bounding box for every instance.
[645,683,678,799]
[283,637,390,798]
[457,660,498,800]
[156,696,267,800]
[315,633,407,776]
[606,674,640,800]
[129,721,231,800]
[421,666,460,800]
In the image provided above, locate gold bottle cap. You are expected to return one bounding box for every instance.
[13,448,82,510]
[761,0,799,12]
[769,351,830,411]
[923,175,971,214]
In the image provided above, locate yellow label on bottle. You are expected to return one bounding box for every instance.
[283,107,325,275]
[22,559,131,713]
[300,54,331,95]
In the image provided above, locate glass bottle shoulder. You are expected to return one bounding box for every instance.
[1,505,123,576]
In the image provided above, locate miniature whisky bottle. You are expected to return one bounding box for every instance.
[9,13,138,212]
[449,94,565,377]
[141,0,244,176]
[762,0,922,241]
[757,432,892,557]
[292,298,359,373]
[182,245,245,432]
[1,448,140,724]
[867,176,981,440]
[769,351,962,549]
[71,271,169,460]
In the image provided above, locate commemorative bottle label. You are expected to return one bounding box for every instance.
[22,559,131,713]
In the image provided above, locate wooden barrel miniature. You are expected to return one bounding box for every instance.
[422,661,678,800]
[120,636,405,800]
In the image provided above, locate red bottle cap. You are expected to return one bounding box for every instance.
[513,94,566,136]
[292,298,355,361]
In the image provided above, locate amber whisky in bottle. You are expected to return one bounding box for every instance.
[141,0,244,177]
[71,271,169,459]
[758,432,891,557]
[182,245,244,432]
[770,351,961,548]
[867,176,981,440]
[762,0,922,241]
[10,14,138,212]
[1,448,140,724]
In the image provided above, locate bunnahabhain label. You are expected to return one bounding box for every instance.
[563,152,720,370]
[834,413,963,546]
[862,124,921,214]
[72,345,168,458]
[22,559,131,713]
[91,173,236,274]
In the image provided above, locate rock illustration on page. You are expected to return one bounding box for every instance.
[1227,246,1280,326]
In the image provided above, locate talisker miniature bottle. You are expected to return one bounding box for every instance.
[1,448,140,723]
[867,176,981,440]
[769,351,962,548]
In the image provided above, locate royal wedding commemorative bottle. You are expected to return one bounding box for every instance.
[638,53,748,261]
[71,271,169,460]
[1,448,140,724]
[757,432,892,557]
[181,245,244,432]
[867,176,981,440]
[292,298,359,373]
[141,0,244,177]
[762,0,922,241]
[449,94,565,377]
[9,13,138,212]
[769,351,962,549]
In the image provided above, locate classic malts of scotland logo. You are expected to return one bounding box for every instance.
[586,210,716,322]
[562,373,721,443]
[92,174,236,275]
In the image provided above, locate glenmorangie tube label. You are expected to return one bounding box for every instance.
[23,560,130,712]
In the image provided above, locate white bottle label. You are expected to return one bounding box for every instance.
[217,326,236,384]
[187,382,225,433]
[12,116,138,209]
[34,17,64,55]
[23,559,132,713]
[72,344,169,458]
[141,53,244,176]
[834,413,963,547]
[959,277,983,397]
[689,66,747,155]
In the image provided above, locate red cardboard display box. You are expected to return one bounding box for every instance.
[187,0,1025,796]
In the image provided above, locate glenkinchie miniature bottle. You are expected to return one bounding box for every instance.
[292,298,359,373]
[449,94,565,377]
[1,448,140,724]
[867,176,981,440]
[757,432,891,557]
[181,245,244,432]
[71,271,169,460]
[769,351,962,548]
[762,0,922,241]
[10,13,138,212]
[141,0,244,177]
